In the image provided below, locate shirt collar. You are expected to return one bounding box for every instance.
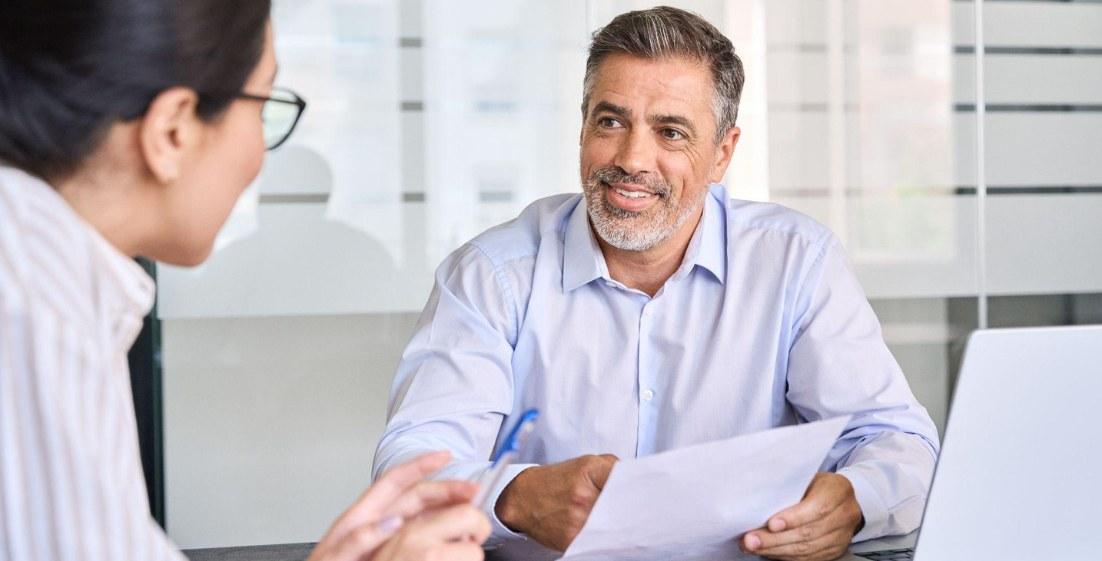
[562,198,610,292]
[7,166,155,350]
[678,187,727,285]
[561,186,728,292]
[88,225,155,351]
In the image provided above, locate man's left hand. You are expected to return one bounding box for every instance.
[740,472,863,561]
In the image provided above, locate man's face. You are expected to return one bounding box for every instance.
[580,53,738,253]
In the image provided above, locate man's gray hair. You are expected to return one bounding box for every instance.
[582,6,745,143]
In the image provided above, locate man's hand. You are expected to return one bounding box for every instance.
[495,454,618,551]
[741,472,863,561]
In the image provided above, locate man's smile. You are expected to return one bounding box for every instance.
[605,180,661,212]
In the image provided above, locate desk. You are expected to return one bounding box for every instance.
[182,532,917,561]
[183,543,313,561]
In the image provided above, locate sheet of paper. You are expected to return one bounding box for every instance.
[561,416,852,560]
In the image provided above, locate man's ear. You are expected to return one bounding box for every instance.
[709,126,741,183]
[138,87,202,184]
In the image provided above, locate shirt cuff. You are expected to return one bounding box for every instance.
[484,463,538,544]
[836,466,888,543]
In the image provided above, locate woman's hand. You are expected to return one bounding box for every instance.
[307,451,491,561]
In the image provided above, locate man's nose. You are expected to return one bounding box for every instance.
[613,128,656,178]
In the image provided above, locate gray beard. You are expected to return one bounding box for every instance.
[583,179,704,252]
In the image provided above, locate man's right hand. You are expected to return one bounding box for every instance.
[494,454,618,551]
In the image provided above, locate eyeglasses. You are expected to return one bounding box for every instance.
[236,87,307,150]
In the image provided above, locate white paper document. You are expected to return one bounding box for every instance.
[561,416,852,560]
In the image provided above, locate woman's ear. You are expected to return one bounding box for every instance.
[138,87,202,184]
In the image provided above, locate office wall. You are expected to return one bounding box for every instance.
[159,0,1102,547]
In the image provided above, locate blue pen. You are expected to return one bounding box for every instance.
[473,409,539,510]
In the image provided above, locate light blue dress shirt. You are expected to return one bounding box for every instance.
[373,185,939,543]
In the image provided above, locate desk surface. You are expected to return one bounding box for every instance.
[182,532,917,561]
[183,543,314,561]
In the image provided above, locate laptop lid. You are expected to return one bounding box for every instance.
[914,325,1102,561]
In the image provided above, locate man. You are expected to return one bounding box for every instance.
[373,6,938,561]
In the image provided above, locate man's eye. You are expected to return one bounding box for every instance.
[661,128,684,141]
[598,117,622,128]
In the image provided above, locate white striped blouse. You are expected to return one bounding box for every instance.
[0,166,184,561]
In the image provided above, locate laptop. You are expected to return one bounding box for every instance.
[847,325,1102,561]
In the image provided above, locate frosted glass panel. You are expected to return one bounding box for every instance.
[158,203,433,318]
[955,113,1102,187]
[159,0,407,319]
[420,0,590,264]
[977,0,1102,311]
[986,195,1102,296]
[953,1,1102,48]
[955,54,1102,105]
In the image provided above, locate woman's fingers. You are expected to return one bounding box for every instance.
[356,451,453,513]
[416,543,485,561]
[309,452,482,561]
[386,480,480,519]
[320,515,405,561]
[327,451,452,537]
[363,506,490,561]
[405,504,492,545]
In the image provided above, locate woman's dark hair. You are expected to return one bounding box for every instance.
[0,0,271,180]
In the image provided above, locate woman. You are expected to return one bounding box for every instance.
[0,1,489,560]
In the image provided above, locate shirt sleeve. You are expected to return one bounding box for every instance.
[785,236,940,541]
[371,243,534,542]
[0,305,186,561]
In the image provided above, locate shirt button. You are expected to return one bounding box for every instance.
[642,389,655,402]
[642,307,653,317]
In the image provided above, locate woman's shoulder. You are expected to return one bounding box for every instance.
[0,169,98,332]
